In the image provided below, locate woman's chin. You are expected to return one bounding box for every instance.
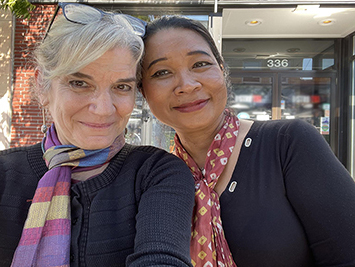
[75,137,116,150]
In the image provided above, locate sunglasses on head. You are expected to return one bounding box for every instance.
[43,2,147,40]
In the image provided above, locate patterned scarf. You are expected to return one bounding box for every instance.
[175,110,239,267]
[11,124,125,267]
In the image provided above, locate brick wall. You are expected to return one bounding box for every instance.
[0,10,13,150]
[10,4,55,147]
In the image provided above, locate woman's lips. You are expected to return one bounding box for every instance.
[81,122,113,129]
[173,99,209,113]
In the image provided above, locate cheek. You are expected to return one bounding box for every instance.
[143,79,172,101]
[207,71,227,98]
[116,95,135,115]
[217,86,228,107]
[146,91,169,111]
[206,69,225,84]
[49,95,90,126]
[50,102,73,124]
[141,79,155,94]
[142,84,159,104]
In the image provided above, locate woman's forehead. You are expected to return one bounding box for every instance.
[146,28,210,54]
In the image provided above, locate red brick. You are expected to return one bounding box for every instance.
[10,4,56,147]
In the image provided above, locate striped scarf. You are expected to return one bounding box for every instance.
[11,124,125,267]
[175,109,238,267]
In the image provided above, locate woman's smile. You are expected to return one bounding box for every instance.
[80,121,115,129]
[173,99,209,113]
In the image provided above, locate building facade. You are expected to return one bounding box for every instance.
[0,9,13,150]
[2,0,355,176]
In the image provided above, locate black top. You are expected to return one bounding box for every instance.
[220,119,355,267]
[0,143,195,267]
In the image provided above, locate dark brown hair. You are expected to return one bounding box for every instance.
[143,16,225,70]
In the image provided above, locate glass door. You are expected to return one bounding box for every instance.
[279,72,335,144]
[229,72,275,121]
[229,71,337,147]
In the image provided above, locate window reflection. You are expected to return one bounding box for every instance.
[229,76,272,120]
[281,76,331,141]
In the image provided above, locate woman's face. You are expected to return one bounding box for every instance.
[42,47,137,150]
[141,28,227,134]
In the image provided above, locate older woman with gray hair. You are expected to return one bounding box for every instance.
[0,4,194,267]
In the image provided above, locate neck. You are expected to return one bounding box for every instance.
[175,112,225,169]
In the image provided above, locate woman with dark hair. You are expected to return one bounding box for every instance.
[140,15,355,267]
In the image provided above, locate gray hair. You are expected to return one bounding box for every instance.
[33,10,144,102]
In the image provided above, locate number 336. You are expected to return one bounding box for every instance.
[267,59,288,68]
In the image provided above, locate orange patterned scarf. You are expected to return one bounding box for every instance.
[175,109,238,267]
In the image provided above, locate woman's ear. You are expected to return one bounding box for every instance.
[35,68,49,107]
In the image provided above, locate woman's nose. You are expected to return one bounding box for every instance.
[89,90,116,116]
[174,72,201,95]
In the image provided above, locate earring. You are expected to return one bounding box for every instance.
[41,107,47,135]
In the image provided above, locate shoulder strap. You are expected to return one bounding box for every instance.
[214,119,254,196]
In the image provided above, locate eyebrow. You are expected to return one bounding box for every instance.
[70,72,137,83]
[147,57,168,70]
[146,50,212,70]
[118,77,138,83]
[71,72,93,80]
[187,50,212,57]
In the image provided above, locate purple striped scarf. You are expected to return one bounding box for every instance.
[11,124,125,267]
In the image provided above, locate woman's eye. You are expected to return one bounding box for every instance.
[69,80,89,88]
[193,61,211,68]
[151,70,170,78]
[114,84,132,91]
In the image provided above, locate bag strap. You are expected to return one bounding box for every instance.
[214,119,254,196]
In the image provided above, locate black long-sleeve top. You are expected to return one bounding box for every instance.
[221,119,355,266]
[0,144,195,267]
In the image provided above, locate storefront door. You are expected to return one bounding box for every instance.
[229,70,337,151]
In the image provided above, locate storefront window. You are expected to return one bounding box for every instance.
[224,39,336,146]
[229,76,273,120]
[280,76,331,142]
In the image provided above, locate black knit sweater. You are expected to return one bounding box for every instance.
[0,143,195,267]
[220,119,355,266]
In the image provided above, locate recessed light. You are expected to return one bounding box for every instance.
[233,48,246,53]
[245,20,262,26]
[318,19,335,26]
[287,48,300,53]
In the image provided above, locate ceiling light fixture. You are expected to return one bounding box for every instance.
[246,20,262,26]
[287,48,300,53]
[233,48,246,53]
[318,19,336,26]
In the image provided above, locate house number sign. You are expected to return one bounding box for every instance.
[267,58,289,68]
